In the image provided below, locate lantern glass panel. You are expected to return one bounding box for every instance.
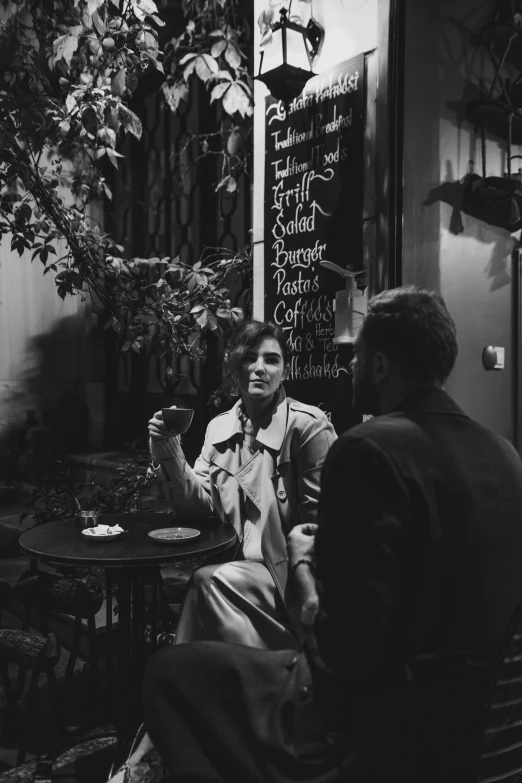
[286,27,310,71]
[259,27,283,75]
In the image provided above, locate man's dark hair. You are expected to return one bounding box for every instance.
[361,286,458,385]
[222,320,291,392]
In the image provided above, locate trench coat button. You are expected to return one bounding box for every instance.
[277,489,287,500]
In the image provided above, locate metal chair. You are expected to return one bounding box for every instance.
[0,578,66,766]
[14,570,103,708]
[477,603,522,782]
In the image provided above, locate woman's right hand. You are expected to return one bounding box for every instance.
[148,410,173,440]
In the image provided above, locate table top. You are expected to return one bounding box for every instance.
[18,512,238,568]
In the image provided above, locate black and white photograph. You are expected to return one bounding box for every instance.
[1,1,522,782]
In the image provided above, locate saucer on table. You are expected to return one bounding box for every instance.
[82,524,124,541]
[148,527,200,544]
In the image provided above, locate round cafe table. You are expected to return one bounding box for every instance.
[18,512,238,738]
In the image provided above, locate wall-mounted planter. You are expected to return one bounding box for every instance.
[461,173,522,232]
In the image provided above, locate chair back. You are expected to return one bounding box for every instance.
[477,603,522,783]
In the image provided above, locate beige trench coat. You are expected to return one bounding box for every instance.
[155,393,337,635]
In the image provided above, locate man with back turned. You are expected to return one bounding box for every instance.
[144,286,522,782]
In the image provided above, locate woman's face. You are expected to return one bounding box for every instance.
[236,337,288,402]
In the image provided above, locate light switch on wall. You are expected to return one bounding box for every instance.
[482,346,505,371]
[494,347,505,370]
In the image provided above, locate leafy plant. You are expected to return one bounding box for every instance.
[162,0,253,195]
[115,244,251,391]
[0,0,165,303]
[0,0,253,352]
[19,444,154,527]
[82,447,154,514]
[19,459,82,527]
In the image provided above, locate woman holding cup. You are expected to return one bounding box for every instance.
[148,320,336,651]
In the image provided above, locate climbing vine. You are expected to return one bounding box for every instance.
[162,0,253,195]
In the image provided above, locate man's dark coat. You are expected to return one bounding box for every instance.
[315,387,522,781]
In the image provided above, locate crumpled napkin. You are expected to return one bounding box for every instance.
[84,524,124,536]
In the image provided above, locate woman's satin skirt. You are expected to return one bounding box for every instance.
[174,560,301,651]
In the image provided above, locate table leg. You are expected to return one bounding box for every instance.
[102,568,163,743]
[105,571,113,714]
[131,577,141,691]
[139,578,145,675]
[151,574,158,652]
[117,572,131,731]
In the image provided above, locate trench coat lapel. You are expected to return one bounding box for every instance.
[204,393,292,546]
[235,451,266,512]
[208,393,290,476]
[234,450,270,513]
[242,391,291,471]
[208,400,243,476]
[254,392,288,453]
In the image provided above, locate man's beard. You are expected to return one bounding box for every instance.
[352,369,380,416]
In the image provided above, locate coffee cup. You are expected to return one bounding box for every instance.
[162,407,194,435]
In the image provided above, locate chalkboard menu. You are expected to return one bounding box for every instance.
[264,54,365,434]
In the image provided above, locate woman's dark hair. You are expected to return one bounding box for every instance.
[361,286,458,385]
[221,320,291,393]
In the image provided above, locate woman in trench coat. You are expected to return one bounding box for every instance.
[107,320,337,783]
[148,319,337,650]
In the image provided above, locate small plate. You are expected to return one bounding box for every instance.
[82,528,122,541]
[148,527,200,544]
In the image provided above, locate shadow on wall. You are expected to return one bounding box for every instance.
[421,8,522,292]
[0,312,91,486]
[424,175,518,292]
[403,3,521,291]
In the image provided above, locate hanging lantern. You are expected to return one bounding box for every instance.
[256,5,324,104]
